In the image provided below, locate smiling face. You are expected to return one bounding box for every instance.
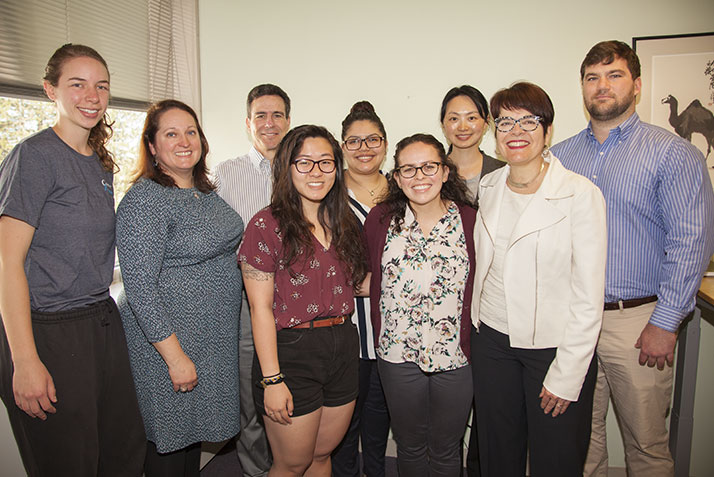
[394,142,449,209]
[290,137,337,207]
[342,120,386,177]
[43,56,110,134]
[582,57,640,124]
[149,108,202,185]
[442,95,487,150]
[246,94,290,159]
[495,108,552,167]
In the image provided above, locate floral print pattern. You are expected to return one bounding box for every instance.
[378,202,469,372]
[238,208,355,330]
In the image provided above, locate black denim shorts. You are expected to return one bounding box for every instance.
[252,320,359,417]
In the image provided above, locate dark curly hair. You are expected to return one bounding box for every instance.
[134,99,215,193]
[270,125,367,286]
[341,100,387,141]
[378,133,470,232]
[44,43,116,172]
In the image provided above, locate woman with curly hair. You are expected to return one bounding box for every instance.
[0,44,145,476]
[364,133,476,477]
[239,124,368,476]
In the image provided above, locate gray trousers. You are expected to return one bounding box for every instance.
[378,358,472,477]
[236,294,272,476]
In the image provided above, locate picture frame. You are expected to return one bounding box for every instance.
[634,33,714,276]
[633,32,714,167]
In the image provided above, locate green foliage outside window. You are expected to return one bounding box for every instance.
[0,96,146,205]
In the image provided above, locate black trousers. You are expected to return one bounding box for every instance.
[471,324,596,477]
[145,441,201,477]
[0,298,146,477]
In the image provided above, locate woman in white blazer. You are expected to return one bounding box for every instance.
[470,82,606,477]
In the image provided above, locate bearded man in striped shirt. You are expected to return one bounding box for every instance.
[551,40,714,477]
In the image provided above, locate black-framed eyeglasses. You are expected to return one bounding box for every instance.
[292,159,336,174]
[395,162,442,179]
[494,115,542,133]
[343,135,384,151]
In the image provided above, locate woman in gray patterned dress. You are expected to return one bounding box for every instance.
[116,100,243,477]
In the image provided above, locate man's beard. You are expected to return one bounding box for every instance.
[586,89,635,122]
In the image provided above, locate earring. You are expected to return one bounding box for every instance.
[542,146,550,159]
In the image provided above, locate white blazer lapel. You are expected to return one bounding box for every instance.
[479,168,507,245]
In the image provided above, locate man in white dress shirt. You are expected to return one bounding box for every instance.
[214,84,291,477]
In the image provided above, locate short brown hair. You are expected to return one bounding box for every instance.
[580,40,641,80]
[490,82,554,135]
[246,84,291,117]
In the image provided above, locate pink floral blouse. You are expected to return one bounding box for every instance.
[238,208,355,330]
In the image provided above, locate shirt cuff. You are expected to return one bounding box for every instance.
[649,301,688,333]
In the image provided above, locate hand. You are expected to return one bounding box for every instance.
[12,357,57,419]
[264,382,293,425]
[166,353,198,393]
[635,322,676,370]
[539,386,571,418]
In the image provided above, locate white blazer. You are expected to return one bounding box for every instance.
[472,154,607,401]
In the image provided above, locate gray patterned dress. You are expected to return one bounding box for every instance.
[116,178,243,453]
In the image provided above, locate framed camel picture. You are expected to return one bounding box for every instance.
[633,32,714,186]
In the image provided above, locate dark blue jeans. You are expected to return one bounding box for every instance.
[331,358,391,477]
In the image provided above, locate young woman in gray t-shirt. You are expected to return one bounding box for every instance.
[0,44,145,476]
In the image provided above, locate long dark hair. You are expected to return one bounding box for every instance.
[379,133,470,232]
[44,43,116,172]
[271,125,367,286]
[134,99,215,193]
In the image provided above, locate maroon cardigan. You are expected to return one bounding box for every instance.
[363,202,477,362]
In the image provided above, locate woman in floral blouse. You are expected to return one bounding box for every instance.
[363,133,476,477]
[239,125,368,476]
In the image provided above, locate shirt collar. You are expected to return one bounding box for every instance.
[586,111,640,143]
[403,201,458,228]
[248,145,270,171]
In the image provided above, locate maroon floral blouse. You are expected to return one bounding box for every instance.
[238,208,355,330]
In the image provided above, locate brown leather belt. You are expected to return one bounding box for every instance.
[291,315,348,329]
[604,295,657,311]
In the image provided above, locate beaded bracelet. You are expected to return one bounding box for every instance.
[258,373,285,389]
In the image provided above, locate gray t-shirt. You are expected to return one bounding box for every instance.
[0,128,115,311]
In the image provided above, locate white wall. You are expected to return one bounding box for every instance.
[2,2,712,476]
[199,1,714,475]
[199,0,714,169]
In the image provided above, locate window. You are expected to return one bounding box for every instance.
[0,96,145,205]
[0,0,200,204]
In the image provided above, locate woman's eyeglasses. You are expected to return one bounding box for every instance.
[292,159,336,174]
[395,162,442,179]
[343,135,384,151]
[494,115,542,133]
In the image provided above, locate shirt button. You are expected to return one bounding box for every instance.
[599,152,604,156]
[593,175,597,179]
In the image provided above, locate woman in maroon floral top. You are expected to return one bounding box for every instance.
[239,125,368,476]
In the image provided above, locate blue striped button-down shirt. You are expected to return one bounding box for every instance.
[551,113,714,332]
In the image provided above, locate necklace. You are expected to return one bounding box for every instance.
[346,170,383,197]
[507,161,545,189]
